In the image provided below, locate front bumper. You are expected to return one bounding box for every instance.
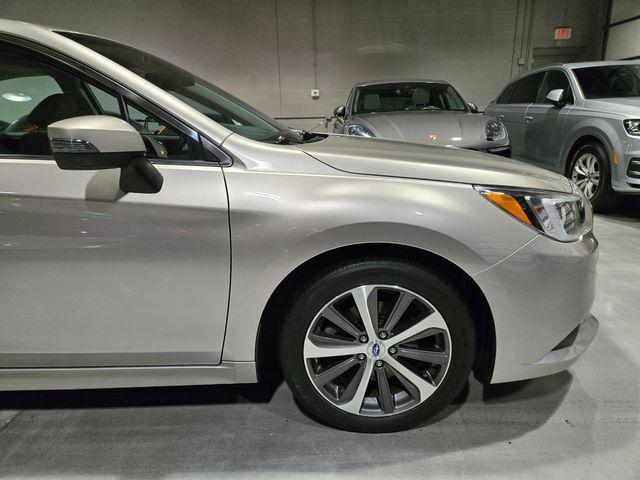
[473,231,599,384]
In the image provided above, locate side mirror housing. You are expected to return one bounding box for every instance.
[48,115,163,194]
[546,89,565,107]
[333,105,346,118]
[467,102,479,113]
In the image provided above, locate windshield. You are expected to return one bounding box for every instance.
[573,64,640,99]
[58,32,297,143]
[354,82,467,114]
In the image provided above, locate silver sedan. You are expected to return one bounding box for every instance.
[0,19,597,432]
[333,79,511,157]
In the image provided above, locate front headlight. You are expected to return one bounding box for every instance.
[345,124,375,137]
[485,120,506,141]
[475,182,593,242]
[623,119,640,136]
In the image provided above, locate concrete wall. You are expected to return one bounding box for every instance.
[1,0,607,130]
[605,0,640,60]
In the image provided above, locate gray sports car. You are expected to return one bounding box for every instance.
[333,79,511,157]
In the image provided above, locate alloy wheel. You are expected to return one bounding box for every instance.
[571,152,601,200]
[303,285,451,417]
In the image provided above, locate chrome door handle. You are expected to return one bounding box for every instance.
[524,115,534,122]
[497,114,505,119]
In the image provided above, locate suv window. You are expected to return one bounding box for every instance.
[496,82,517,104]
[509,72,545,104]
[537,70,574,104]
[0,46,202,161]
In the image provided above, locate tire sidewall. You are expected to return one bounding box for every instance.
[279,260,475,433]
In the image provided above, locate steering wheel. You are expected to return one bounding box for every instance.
[142,135,168,159]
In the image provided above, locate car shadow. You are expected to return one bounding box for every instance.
[0,327,636,479]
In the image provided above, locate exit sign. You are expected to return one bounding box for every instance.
[554,27,572,40]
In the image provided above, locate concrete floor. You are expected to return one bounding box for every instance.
[1,202,639,479]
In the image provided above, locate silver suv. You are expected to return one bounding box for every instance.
[486,61,640,211]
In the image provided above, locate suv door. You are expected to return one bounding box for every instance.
[0,42,231,368]
[490,72,545,159]
[520,69,574,171]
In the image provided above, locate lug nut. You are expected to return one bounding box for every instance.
[357,353,366,361]
[389,347,397,354]
[359,335,368,343]
[375,360,384,368]
[379,331,388,339]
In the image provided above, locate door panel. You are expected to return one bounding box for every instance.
[0,159,230,368]
[521,70,574,170]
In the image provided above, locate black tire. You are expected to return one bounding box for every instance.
[569,142,619,212]
[279,258,475,433]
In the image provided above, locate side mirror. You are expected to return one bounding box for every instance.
[48,115,163,194]
[467,102,479,113]
[333,105,346,118]
[546,89,565,107]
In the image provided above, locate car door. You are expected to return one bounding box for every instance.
[0,42,231,369]
[491,72,545,159]
[520,69,574,172]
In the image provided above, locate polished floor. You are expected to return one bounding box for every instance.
[1,202,639,479]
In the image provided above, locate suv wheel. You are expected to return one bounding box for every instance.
[569,142,619,212]
[279,259,475,432]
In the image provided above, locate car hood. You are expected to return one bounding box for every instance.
[296,135,572,193]
[583,98,640,116]
[350,111,499,148]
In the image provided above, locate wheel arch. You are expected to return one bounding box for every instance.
[563,130,614,177]
[255,242,496,385]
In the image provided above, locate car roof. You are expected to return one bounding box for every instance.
[354,79,450,88]
[512,59,640,80]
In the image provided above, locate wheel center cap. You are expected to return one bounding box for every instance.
[369,340,385,359]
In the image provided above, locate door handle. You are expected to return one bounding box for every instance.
[524,115,534,123]
[497,114,505,119]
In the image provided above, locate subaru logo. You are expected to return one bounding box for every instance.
[372,342,381,358]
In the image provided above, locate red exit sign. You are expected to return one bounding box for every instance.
[554,27,572,40]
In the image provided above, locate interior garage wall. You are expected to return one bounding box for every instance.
[1,0,607,130]
[604,0,640,60]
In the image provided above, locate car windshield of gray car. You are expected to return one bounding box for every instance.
[353,83,468,114]
[57,32,305,144]
[573,65,640,99]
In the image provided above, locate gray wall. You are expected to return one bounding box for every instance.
[2,0,607,129]
[605,0,640,60]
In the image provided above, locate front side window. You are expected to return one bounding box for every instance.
[59,32,298,143]
[353,83,467,114]
[573,64,640,99]
[0,45,201,161]
[537,70,574,104]
[0,49,111,156]
[496,82,517,104]
[509,72,545,104]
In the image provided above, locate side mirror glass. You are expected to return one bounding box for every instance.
[48,115,163,194]
[333,105,346,118]
[467,102,479,113]
[546,89,565,107]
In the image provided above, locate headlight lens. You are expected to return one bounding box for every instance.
[345,124,375,137]
[623,119,640,136]
[475,182,593,242]
[485,120,506,141]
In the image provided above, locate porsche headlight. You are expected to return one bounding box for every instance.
[475,182,592,242]
[345,124,375,137]
[485,120,506,141]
